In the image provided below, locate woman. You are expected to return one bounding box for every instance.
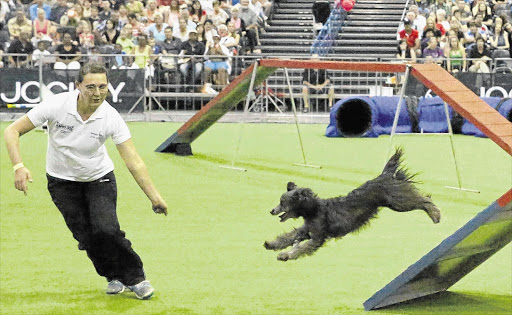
[101,19,120,45]
[396,39,416,63]
[445,35,466,72]
[167,0,180,26]
[79,20,95,51]
[207,0,228,27]
[227,21,240,47]
[472,1,492,25]
[131,34,156,77]
[32,8,52,45]
[144,0,160,24]
[489,23,510,52]
[117,5,129,28]
[196,23,206,44]
[190,0,206,25]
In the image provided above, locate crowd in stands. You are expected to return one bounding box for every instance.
[0,0,273,92]
[397,0,512,73]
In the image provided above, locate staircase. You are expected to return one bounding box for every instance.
[261,0,407,58]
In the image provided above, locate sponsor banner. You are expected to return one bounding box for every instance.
[0,68,145,112]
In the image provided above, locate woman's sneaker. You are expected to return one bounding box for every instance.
[106,280,125,294]
[128,280,154,300]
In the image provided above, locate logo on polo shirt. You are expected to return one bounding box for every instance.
[56,122,75,133]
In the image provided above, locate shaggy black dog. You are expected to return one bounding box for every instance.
[264,148,441,261]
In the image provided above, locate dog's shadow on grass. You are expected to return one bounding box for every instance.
[371,291,512,314]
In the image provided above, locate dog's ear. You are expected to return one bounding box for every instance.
[287,182,297,191]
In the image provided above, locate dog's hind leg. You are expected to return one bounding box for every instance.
[277,236,326,261]
[387,189,441,224]
[264,226,310,251]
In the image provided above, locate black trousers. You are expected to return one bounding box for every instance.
[47,172,145,286]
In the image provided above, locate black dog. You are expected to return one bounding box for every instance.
[264,148,441,261]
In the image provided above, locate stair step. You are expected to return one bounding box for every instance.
[350,9,404,15]
[338,33,397,40]
[342,26,399,33]
[261,32,315,39]
[272,14,314,20]
[344,20,400,27]
[356,3,406,9]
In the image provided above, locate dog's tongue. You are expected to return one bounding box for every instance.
[279,213,287,222]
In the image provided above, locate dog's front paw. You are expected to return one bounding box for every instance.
[264,241,276,250]
[277,252,290,261]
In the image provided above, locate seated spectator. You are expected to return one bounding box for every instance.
[32,8,52,46]
[118,55,140,69]
[196,22,206,44]
[99,1,113,23]
[472,1,492,26]
[174,17,191,41]
[116,24,135,53]
[208,1,229,27]
[68,3,85,26]
[203,30,230,91]
[53,32,81,69]
[428,0,452,19]
[421,28,436,54]
[88,5,101,28]
[423,37,444,64]
[29,0,51,21]
[468,36,491,73]
[452,0,472,26]
[445,35,466,72]
[82,0,92,19]
[50,0,69,23]
[100,19,120,46]
[144,0,162,24]
[147,12,169,42]
[425,17,445,37]
[227,21,241,50]
[202,18,215,44]
[398,20,420,53]
[179,28,205,89]
[156,26,182,68]
[238,0,261,50]
[228,5,256,54]
[56,15,78,45]
[173,7,197,32]
[7,30,34,68]
[489,23,509,51]
[126,0,145,18]
[131,34,156,78]
[8,10,32,40]
[396,38,416,62]
[32,39,52,66]
[167,0,181,26]
[473,15,489,39]
[127,13,146,38]
[190,0,207,25]
[464,21,480,47]
[78,21,95,52]
[504,22,512,57]
[217,24,236,52]
[117,5,130,28]
[301,54,334,113]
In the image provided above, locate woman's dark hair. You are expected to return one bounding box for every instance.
[77,62,108,83]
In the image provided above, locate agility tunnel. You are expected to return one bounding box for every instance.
[326,95,512,138]
[325,96,413,137]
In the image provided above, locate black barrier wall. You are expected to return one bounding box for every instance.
[0,69,145,112]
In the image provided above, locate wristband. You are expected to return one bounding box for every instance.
[13,162,25,172]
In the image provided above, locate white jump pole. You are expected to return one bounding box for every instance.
[283,67,321,169]
[219,59,260,172]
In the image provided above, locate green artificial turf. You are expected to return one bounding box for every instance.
[1,121,511,314]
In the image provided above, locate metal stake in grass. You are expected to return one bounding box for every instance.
[284,67,321,169]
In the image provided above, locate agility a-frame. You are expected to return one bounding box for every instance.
[156,59,511,309]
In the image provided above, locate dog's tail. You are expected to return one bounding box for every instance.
[382,147,416,182]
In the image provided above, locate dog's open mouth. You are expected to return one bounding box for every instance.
[279,213,289,222]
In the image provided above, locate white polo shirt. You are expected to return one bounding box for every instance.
[27,90,131,182]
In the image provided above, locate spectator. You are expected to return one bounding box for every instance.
[203,30,230,90]
[31,39,51,66]
[50,0,68,23]
[116,24,135,53]
[99,0,113,22]
[429,0,452,19]
[179,28,205,89]
[190,0,207,25]
[301,54,334,113]
[144,0,161,24]
[473,15,489,40]
[199,0,214,14]
[32,8,52,45]
[445,35,466,72]
[468,36,491,73]
[422,36,444,64]
[156,25,182,66]
[117,5,129,28]
[7,30,34,68]
[208,0,228,27]
[82,0,92,19]
[238,0,260,48]
[126,0,145,17]
[101,19,120,45]
[202,18,215,44]
[174,17,190,41]
[29,0,51,21]
[196,22,206,43]
[435,9,450,32]
[167,0,181,26]
[173,7,197,32]
[127,13,146,38]
[227,21,240,48]
[421,28,436,54]
[147,12,168,41]
[79,20,95,52]
[396,38,416,62]
[452,0,472,26]
[472,1,492,25]
[217,23,235,51]
[489,23,510,57]
[410,4,427,30]
[425,17,445,37]
[56,15,77,45]
[504,22,512,57]
[53,32,81,69]
[7,10,32,39]
[464,21,480,47]
[398,20,420,52]
[88,5,101,28]
[131,34,155,77]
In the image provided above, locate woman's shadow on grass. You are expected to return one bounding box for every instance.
[372,291,512,314]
